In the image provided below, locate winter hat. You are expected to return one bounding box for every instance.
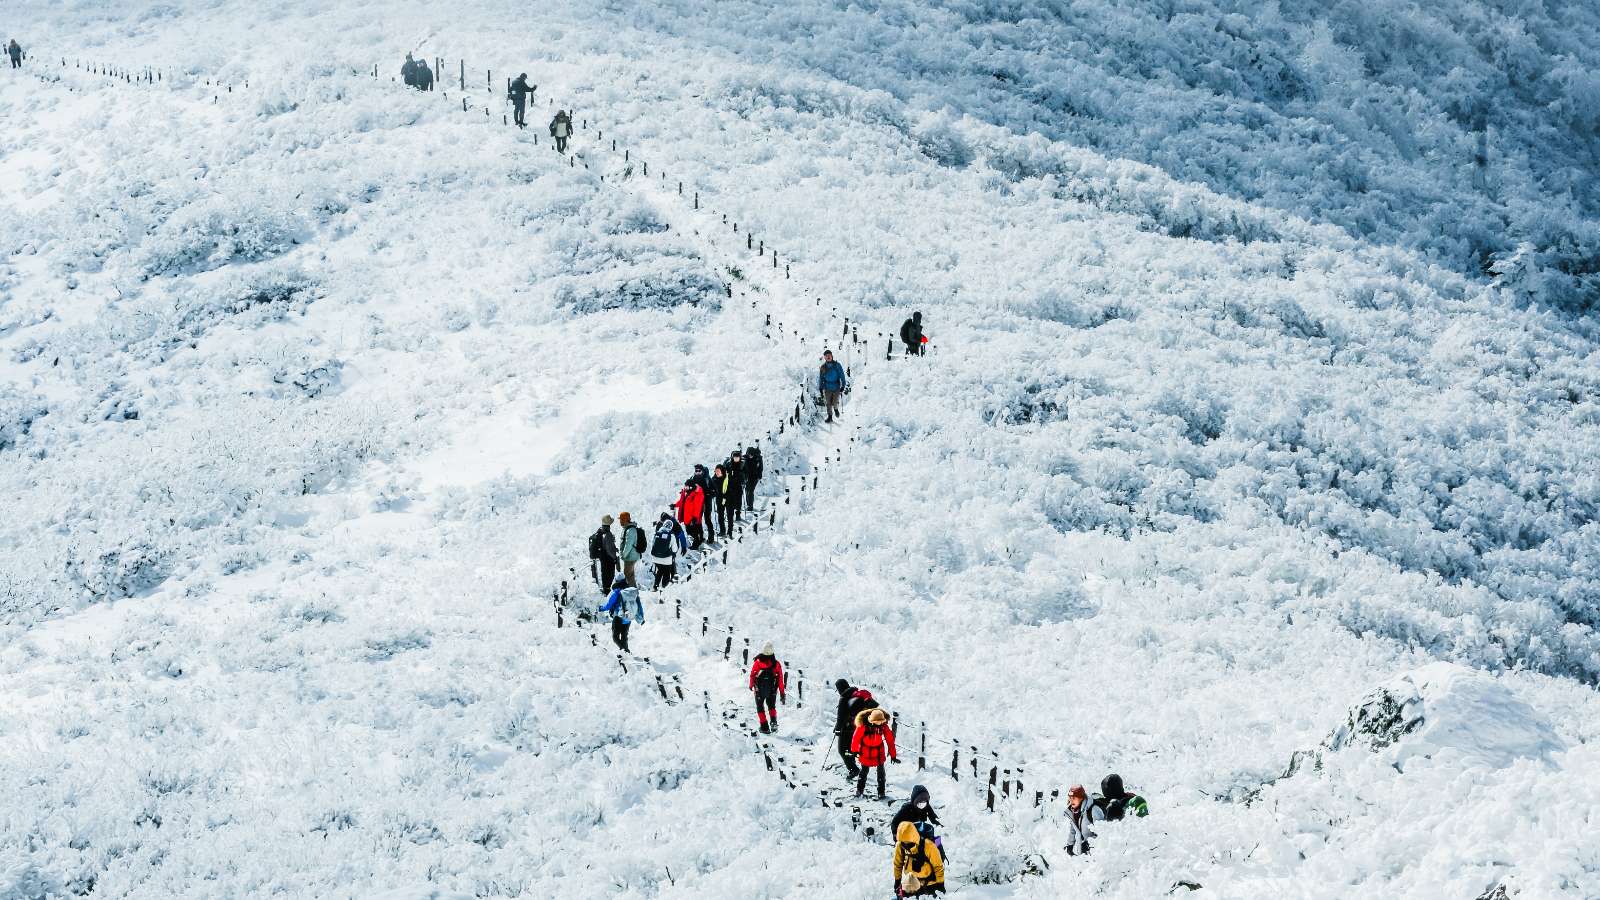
[684,479,695,488]
[618,512,631,524]
[835,678,851,695]
[913,311,922,321]
[1101,773,1125,798]
[612,575,628,587]
[760,642,774,656]
[601,514,614,526]
[1068,785,1087,802]
[867,708,889,726]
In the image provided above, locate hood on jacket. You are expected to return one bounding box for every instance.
[835,679,852,696]
[896,821,920,844]
[1102,773,1125,799]
[910,785,930,805]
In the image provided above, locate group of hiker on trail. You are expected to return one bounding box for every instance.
[395,54,571,149]
[505,71,570,149]
[588,448,765,646]
[826,678,1148,895]
[400,53,433,90]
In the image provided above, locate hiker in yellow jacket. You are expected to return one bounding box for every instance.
[893,821,945,896]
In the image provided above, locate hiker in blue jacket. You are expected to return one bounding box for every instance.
[598,575,643,651]
[819,350,847,423]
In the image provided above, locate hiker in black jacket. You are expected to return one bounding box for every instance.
[834,679,879,778]
[691,464,716,542]
[742,445,763,511]
[900,311,924,355]
[508,73,533,128]
[723,450,746,522]
[890,785,942,836]
[589,515,619,592]
[7,40,23,69]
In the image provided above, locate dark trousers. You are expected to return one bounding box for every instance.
[744,478,759,510]
[685,520,704,549]
[755,686,778,727]
[8,56,18,69]
[555,135,569,152]
[837,735,860,776]
[856,763,886,797]
[700,504,715,542]
[716,501,733,538]
[652,563,674,589]
[610,618,630,652]
[513,100,526,127]
[595,557,617,593]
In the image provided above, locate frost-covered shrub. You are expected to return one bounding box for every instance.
[560,268,722,314]
[139,193,307,277]
[0,387,48,452]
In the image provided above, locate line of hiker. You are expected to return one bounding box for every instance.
[588,448,763,649]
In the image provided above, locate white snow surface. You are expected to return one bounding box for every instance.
[3,1,1600,898]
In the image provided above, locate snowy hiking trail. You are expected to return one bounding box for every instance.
[17,51,1075,890]
[35,49,1095,886]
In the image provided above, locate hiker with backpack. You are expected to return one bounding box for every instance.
[893,820,946,896]
[508,73,533,128]
[588,515,620,593]
[1092,773,1149,821]
[674,479,706,550]
[597,575,643,652]
[748,643,786,734]
[1064,784,1101,855]
[690,464,716,544]
[742,445,763,511]
[851,707,897,799]
[416,58,434,91]
[617,511,645,587]
[819,350,847,422]
[834,680,878,778]
[400,53,419,87]
[550,110,572,152]
[7,40,23,69]
[899,312,925,356]
[648,512,687,589]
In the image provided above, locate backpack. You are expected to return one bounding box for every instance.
[627,525,646,555]
[622,586,644,624]
[754,660,779,689]
[1094,795,1127,821]
[650,530,674,559]
[588,529,606,560]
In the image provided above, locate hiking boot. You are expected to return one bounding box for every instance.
[759,722,771,734]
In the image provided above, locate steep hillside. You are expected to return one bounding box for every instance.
[2,1,1599,897]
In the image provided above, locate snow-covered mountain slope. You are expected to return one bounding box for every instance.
[3,1,1599,897]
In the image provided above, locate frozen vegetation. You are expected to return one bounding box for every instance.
[1,0,1597,897]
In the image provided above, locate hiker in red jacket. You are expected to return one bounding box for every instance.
[749,644,786,734]
[851,707,897,799]
[674,479,706,550]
